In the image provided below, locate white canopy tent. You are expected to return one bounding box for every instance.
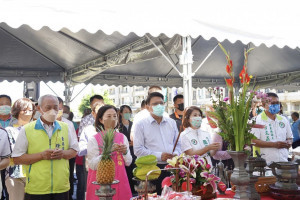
[1,0,300,106]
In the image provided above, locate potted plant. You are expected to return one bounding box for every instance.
[162,154,221,199]
[206,43,257,199]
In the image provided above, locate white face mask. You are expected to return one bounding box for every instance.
[56,109,63,119]
[62,113,69,119]
[41,109,58,123]
[34,111,41,119]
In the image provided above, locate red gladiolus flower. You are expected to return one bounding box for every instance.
[230,60,233,67]
[225,79,233,87]
[239,66,250,84]
[226,65,231,74]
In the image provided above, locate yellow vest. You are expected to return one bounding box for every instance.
[24,119,70,194]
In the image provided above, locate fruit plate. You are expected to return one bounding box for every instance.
[92,180,120,185]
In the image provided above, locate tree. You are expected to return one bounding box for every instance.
[78,89,114,115]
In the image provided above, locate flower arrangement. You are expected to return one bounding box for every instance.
[206,43,257,152]
[162,154,220,194]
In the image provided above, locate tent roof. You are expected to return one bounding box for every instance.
[1,0,300,49]
[1,0,300,89]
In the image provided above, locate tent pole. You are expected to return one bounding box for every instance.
[180,36,194,107]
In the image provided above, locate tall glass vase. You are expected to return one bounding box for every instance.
[228,151,250,199]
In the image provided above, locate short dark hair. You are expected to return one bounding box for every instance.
[182,106,203,129]
[141,100,146,108]
[146,92,164,105]
[267,92,278,98]
[57,96,63,104]
[11,98,35,119]
[0,94,12,104]
[292,112,299,119]
[173,94,184,103]
[95,105,118,131]
[90,95,104,104]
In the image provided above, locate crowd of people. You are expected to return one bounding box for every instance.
[0,85,299,200]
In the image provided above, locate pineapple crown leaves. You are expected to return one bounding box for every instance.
[97,127,116,160]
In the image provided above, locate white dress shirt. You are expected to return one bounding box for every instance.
[78,124,97,156]
[87,132,132,170]
[133,115,181,163]
[131,109,169,141]
[12,119,79,158]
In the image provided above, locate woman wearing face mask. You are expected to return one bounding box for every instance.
[119,105,136,194]
[180,106,220,165]
[5,98,35,200]
[86,105,132,200]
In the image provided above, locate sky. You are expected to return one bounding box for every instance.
[0,80,107,116]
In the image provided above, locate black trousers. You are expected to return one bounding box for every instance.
[1,170,8,200]
[69,158,75,200]
[24,191,69,200]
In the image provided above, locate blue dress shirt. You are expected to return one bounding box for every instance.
[292,119,300,142]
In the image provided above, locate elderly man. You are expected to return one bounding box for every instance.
[12,94,79,200]
[251,93,293,165]
[0,128,11,199]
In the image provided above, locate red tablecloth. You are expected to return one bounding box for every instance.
[217,191,275,200]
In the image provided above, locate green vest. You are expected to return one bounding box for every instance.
[24,119,70,194]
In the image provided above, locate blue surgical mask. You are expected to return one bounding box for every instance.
[0,105,11,115]
[256,106,264,115]
[191,116,202,129]
[152,104,165,117]
[268,104,280,115]
[123,113,131,120]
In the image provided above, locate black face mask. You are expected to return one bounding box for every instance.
[177,103,184,111]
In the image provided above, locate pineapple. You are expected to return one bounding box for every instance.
[96,128,116,184]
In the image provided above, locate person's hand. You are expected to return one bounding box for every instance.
[129,140,133,146]
[41,149,54,160]
[274,141,289,149]
[50,149,64,160]
[112,143,119,152]
[207,142,221,151]
[112,144,127,154]
[117,144,127,155]
[161,152,173,161]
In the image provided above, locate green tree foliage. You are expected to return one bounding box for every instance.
[78,89,114,115]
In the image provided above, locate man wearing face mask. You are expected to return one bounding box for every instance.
[11,94,79,200]
[134,92,181,194]
[170,94,184,132]
[251,93,293,165]
[130,86,169,143]
[0,94,17,200]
